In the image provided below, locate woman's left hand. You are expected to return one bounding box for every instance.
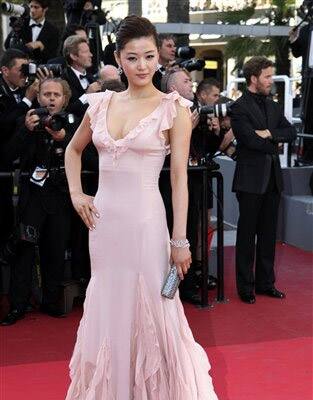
[170,247,192,280]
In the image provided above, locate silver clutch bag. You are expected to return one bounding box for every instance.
[161,265,181,299]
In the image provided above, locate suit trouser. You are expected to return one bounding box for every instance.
[10,189,71,312]
[235,189,280,295]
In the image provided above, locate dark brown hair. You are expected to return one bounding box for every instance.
[243,56,274,85]
[158,33,176,48]
[196,78,220,96]
[115,15,158,53]
[28,0,49,8]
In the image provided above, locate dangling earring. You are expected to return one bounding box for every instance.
[117,66,123,75]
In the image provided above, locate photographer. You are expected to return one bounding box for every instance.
[0,49,39,280]
[64,0,102,26]
[61,35,101,119]
[4,0,60,65]
[289,21,313,162]
[161,68,215,304]
[1,78,76,326]
[153,34,176,90]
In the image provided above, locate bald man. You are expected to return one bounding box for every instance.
[99,65,121,82]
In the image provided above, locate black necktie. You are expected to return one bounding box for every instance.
[30,23,42,28]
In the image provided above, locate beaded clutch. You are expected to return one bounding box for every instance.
[161,265,181,299]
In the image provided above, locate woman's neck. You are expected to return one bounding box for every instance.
[125,83,158,99]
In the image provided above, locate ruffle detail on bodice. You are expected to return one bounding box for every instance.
[87,90,192,160]
[159,91,192,149]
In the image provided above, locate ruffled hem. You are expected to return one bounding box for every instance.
[66,274,218,400]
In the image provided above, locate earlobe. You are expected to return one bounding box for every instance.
[114,50,120,67]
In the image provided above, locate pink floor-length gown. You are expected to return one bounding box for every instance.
[65,90,218,400]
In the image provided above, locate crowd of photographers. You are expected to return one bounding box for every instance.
[0,0,295,325]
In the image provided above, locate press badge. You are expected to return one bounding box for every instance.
[30,166,49,187]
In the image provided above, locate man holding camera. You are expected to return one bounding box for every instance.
[0,49,39,286]
[1,78,75,326]
[61,35,101,119]
[231,56,296,304]
[160,69,220,304]
[4,0,60,65]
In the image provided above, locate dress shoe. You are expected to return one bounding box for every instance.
[255,287,286,299]
[0,309,25,326]
[40,304,66,318]
[239,294,256,304]
[180,292,202,305]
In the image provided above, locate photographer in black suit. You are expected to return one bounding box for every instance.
[4,0,60,64]
[289,23,313,162]
[61,35,101,119]
[0,49,39,289]
[1,78,76,326]
[231,56,296,304]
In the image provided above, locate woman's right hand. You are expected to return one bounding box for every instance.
[71,192,100,230]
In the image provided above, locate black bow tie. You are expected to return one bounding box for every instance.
[30,23,43,28]
[79,74,87,80]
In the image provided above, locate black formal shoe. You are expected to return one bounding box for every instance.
[40,304,66,318]
[255,287,286,299]
[180,292,202,305]
[0,309,25,326]
[239,294,256,304]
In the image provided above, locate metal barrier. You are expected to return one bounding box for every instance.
[0,165,226,308]
[162,165,225,308]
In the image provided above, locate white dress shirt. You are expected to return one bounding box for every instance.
[29,18,45,42]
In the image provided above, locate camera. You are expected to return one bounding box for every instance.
[31,108,74,132]
[2,2,30,49]
[174,46,205,72]
[21,63,63,78]
[199,101,235,118]
[1,2,29,17]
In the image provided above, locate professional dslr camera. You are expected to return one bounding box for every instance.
[30,108,74,132]
[174,46,205,72]
[21,63,63,79]
[1,2,29,49]
[194,100,235,131]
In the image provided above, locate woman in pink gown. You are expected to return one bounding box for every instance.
[65,15,218,400]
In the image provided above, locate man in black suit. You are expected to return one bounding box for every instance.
[289,23,313,162]
[231,56,296,304]
[61,35,101,119]
[153,34,176,90]
[4,0,60,64]
[0,49,39,290]
[0,78,76,326]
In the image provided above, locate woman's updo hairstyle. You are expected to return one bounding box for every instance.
[115,15,159,53]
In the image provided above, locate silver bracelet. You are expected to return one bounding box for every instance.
[170,238,190,248]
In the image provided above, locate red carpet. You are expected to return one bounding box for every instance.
[1,244,312,399]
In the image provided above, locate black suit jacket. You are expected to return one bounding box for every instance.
[0,75,32,168]
[4,18,59,64]
[290,24,313,78]
[231,91,296,194]
[61,66,95,118]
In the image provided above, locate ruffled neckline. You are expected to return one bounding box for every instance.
[103,90,187,146]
